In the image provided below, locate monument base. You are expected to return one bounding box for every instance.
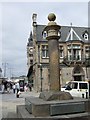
[17,105,89,119]
[24,96,89,117]
[39,91,73,101]
[16,91,90,119]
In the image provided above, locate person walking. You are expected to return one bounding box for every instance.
[15,82,20,93]
[7,83,10,93]
[12,83,16,94]
[15,82,20,98]
[24,84,28,92]
[2,83,5,94]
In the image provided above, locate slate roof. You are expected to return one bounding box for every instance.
[36,25,90,43]
[27,31,33,46]
[36,25,46,42]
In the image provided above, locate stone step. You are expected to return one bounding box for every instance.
[17,105,90,119]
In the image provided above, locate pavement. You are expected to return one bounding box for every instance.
[0,89,40,119]
[0,90,90,119]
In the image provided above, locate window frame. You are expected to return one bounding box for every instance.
[42,45,49,58]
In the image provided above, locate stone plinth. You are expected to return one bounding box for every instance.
[25,97,88,117]
[39,91,73,101]
[17,105,89,119]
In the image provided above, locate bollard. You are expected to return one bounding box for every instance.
[86,92,88,99]
[82,93,84,98]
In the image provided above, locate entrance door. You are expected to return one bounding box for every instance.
[74,76,82,81]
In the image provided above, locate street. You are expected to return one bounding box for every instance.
[0,90,40,119]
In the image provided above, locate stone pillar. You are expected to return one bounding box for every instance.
[44,13,61,91]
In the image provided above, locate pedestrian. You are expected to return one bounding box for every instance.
[2,83,5,94]
[16,90,21,98]
[12,83,16,94]
[15,82,20,98]
[24,84,28,92]
[29,84,32,91]
[7,83,10,93]
[15,82,20,93]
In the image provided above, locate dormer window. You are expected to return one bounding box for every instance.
[43,31,47,39]
[82,31,88,41]
[84,33,88,40]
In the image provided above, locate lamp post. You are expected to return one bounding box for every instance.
[39,64,43,92]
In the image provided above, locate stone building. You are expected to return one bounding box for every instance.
[27,13,90,92]
[0,68,2,77]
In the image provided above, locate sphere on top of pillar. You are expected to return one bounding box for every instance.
[48,13,56,21]
[44,13,61,40]
[47,13,57,26]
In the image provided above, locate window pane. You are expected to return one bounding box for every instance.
[46,50,49,57]
[42,50,45,57]
[42,45,48,58]
[60,50,63,57]
[42,45,45,49]
[71,83,78,89]
[79,83,88,89]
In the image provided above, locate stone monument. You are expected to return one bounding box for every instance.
[17,13,89,119]
[39,13,73,101]
[45,13,61,91]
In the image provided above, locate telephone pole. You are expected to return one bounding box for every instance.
[2,62,8,77]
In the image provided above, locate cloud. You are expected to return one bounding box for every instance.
[0,3,2,67]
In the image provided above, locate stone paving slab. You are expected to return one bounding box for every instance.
[0,91,40,119]
[7,112,17,118]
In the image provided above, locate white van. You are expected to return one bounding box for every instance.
[61,81,89,98]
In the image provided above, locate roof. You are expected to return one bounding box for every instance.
[27,66,33,78]
[36,25,89,43]
[36,25,46,42]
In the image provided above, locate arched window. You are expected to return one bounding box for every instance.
[72,65,85,81]
[43,31,47,39]
[74,65,81,74]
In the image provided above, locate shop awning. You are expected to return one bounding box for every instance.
[27,66,33,78]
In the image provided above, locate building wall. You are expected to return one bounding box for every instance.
[27,14,90,92]
[61,67,73,85]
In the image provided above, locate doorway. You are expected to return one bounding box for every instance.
[72,65,85,81]
[74,76,82,81]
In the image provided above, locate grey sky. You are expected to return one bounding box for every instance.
[0,1,89,77]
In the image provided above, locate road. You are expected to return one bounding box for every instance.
[0,90,40,119]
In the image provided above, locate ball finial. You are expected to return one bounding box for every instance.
[48,13,56,21]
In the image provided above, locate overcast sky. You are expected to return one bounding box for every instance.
[0,1,89,78]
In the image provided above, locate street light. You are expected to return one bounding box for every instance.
[39,64,43,92]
